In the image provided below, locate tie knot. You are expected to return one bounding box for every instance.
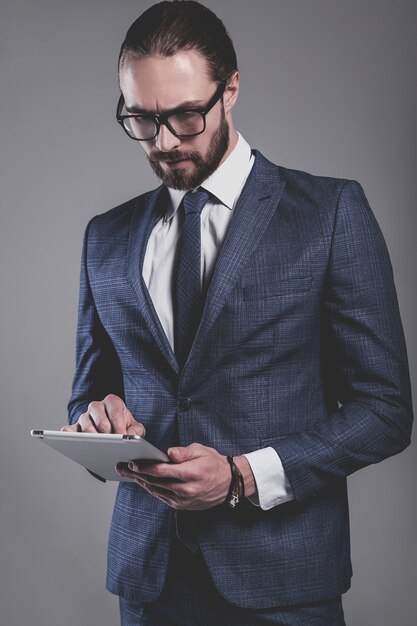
[182,189,210,216]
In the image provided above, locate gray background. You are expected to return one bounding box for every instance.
[1,1,416,624]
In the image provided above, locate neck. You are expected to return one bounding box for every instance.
[219,122,238,167]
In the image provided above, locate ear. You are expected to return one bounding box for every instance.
[223,71,240,114]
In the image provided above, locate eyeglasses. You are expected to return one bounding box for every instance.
[116,81,226,141]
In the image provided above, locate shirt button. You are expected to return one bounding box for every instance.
[178,396,191,411]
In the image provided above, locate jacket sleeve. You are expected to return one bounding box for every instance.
[273,180,414,502]
[67,219,124,425]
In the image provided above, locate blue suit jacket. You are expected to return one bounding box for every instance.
[68,150,413,608]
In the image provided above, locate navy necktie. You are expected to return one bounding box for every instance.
[174,188,210,369]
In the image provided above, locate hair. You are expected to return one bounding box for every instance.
[118,0,238,83]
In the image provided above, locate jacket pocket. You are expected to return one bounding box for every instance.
[243,276,312,300]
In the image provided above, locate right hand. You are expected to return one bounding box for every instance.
[61,394,145,436]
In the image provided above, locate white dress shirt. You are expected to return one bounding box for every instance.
[143,132,294,510]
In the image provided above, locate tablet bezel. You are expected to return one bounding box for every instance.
[31,429,170,482]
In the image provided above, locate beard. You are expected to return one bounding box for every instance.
[147,106,230,190]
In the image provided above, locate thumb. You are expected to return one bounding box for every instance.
[168,445,198,463]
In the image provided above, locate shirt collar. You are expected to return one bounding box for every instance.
[164,132,253,222]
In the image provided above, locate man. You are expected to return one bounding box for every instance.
[63,1,413,624]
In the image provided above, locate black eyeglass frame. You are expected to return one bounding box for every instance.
[116,81,227,141]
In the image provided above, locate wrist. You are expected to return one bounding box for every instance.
[234,455,257,499]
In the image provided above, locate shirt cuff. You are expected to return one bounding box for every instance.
[243,447,294,510]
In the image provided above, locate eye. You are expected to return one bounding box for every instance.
[123,115,157,140]
[168,111,203,135]
[172,111,197,122]
[132,115,154,124]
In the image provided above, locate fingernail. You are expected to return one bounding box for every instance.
[128,462,135,471]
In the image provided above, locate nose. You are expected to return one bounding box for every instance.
[155,123,181,152]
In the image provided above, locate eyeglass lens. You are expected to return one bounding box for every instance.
[123,111,205,140]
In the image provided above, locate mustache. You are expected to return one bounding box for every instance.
[148,149,200,164]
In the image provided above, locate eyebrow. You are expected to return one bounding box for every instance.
[125,98,207,116]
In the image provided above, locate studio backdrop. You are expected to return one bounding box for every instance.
[0,1,416,625]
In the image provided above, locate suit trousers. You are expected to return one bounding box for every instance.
[119,533,346,626]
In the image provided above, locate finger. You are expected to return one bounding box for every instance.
[102,394,145,436]
[116,464,145,482]
[128,460,183,480]
[115,463,136,480]
[61,423,80,432]
[116,463,174,504]
[103,394,127,433]
[136,478,177,504]
[126,421,146,437]
[121,472,179,508]
[87,401,112,433]
[133,473,179,492]
[119,463,179,490]
[77,412,99,433]
[153,494,176,508]
[146,484,186,510]
[102,394,135,434]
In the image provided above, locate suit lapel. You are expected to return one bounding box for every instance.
[127,185,180,375]
[186,150,286,371]
[126,150,286,377]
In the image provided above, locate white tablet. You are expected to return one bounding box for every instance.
[31,429,169,482]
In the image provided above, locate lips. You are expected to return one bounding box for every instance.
[163,159,192,169]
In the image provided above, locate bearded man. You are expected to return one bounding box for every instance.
[64,2,413,624]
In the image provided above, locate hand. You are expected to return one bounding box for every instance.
[116,443,256,510]
[61,394,145,436]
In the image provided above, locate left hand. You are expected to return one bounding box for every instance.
[116,443,253,510]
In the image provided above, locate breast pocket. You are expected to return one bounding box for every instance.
[243,275,313,300]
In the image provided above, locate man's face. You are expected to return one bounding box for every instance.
[119,50,236,190]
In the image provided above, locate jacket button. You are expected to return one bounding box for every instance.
[178,396,191,411]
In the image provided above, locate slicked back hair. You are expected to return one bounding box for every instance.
[118,0,238,83]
